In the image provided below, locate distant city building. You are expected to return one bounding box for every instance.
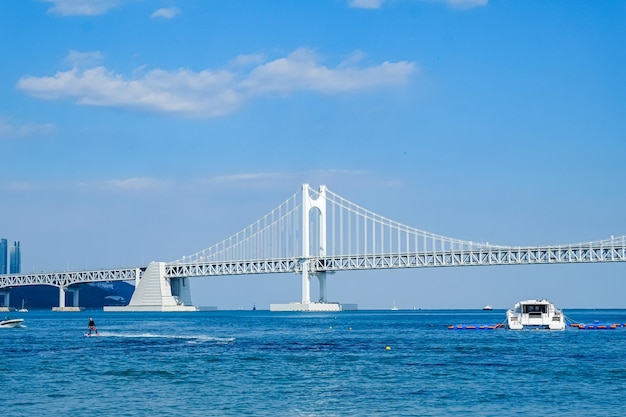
[10,241,21,274]
[0,238,7,274]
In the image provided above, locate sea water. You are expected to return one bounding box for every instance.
[2,309,626,416]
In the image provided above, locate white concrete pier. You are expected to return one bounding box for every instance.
[270,302,341,312]
[105,262,197,312]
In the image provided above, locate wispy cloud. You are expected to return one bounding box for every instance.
[96,177,171,192]
[2,177,167,193]
[230,53,266,68]
[1,170,394,195]
[41,0,122,16]
[17,48,416,118]
[41,0,487,16]
[200,169,373,190]
[348,0,488,10]
[5,182,35,192]
[349,0,385,9]
[0,118,56,138]
[202,173,286,187]
[151,7,181,19]
[64,50,104,68]
[241,48,413,95]
[436,0,488,9]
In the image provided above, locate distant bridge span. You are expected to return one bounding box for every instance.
[1,184,624,311]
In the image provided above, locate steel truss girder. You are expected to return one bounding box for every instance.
[163,244,626,278]
[309,245,626,272]
[165,258,302,277]
[2,245,624,288]
[0,268,144,289]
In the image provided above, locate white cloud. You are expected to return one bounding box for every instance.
[0,118,56,137]
[41,0,122,16]
[5,182,35,192]
[349,0,488,10]
[349,0,385,9]
[243,49,414,95]
[338,50,366,68]
[17,66,241,117]
[430,0,488,9]
[17,48,416,118]
[2,177,167,194]
[201,170,373,190]
[95,177,171,191]
[151,7,181,19]
[1,170,388,196]
[230,53,266,68]
[64,50,104,68]
[203,173,285,187]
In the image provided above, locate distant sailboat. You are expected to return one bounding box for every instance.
[391,299,399,311]
[18,299,28,313]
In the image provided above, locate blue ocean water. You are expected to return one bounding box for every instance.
[2,309,626,416]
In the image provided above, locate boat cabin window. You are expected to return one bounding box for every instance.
[523,304,547,314]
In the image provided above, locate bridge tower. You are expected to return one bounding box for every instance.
[301,183,328,304]
[270,184,349,311]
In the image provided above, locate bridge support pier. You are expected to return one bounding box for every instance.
[299,270,328,303]
[68,288,79,307]
[301,260,311,304]
[317,272,327,303]
[0,290,9,310]
[105,262,197,312]
[52,287,84,311]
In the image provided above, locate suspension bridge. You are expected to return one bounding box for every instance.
[1,184,625,311]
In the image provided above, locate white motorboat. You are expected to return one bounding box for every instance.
[0,318,24,328]
[482,305,493,311]
[506,299,565,330]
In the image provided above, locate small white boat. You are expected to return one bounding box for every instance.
[0,318,24,328]
[18,299,28,313]
[506,299,565,330]
[482,305,493,311]
[391,299,399,311]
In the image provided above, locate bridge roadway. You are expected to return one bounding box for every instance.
[1,242,624,290]
[0,267,145,289]
[166,242,626,277]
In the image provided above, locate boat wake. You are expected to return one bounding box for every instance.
[88,332,235,344]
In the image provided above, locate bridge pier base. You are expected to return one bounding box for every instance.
[105,262,197,312]
[270,301,345,312]
[0,290,9,311]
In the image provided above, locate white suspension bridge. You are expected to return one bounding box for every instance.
[1,184,625,311]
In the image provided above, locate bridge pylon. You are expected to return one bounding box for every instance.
[271,184,354,312]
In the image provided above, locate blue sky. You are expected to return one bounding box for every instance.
[1,0,625,310]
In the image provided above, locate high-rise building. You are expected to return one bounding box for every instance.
[0,238,7,274]
[10,241,21,274]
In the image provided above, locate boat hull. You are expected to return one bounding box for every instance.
[0,318,24,328]
[506,299,565,330]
